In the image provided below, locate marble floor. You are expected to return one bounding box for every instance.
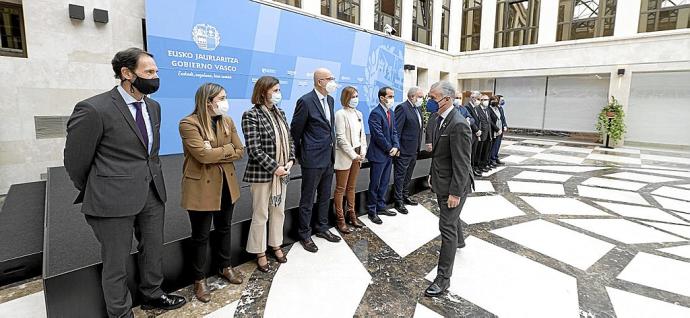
[2,136,690,317]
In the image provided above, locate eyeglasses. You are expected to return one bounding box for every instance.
[319,77,335,81]
[479,99,489,101]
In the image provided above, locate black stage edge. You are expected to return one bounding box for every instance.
[43,154,432,318]
[0,181,46,286]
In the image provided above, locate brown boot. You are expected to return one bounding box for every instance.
[348,211,364,228]
[336,207,351,234]
[219,266,243,284]
[194,279,211,303]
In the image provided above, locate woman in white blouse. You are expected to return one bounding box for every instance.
[333,86,368,234]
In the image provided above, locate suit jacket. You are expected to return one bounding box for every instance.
[366,104,400,163]
[430,108,474,197]
[474,106,499,142]
[425,112,438,145]
[394,100,423,156]
[498,106,508,128]
[334,108,368,170]
[290,89,336,169]
[64,86,166,217]
[179,114,244,211]
[463,103,480,134]
[241,105,296,183]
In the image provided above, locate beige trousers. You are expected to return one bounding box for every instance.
[246,182,287,254]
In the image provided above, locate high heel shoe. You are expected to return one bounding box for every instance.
[256,254,269,272]
[272,247,287,263]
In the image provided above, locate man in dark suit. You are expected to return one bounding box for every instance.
[392,87,424,214]
[490,95,508,165]
[366,87,400,225]
[474,94,499,173]
[63,48,186,318]
[424,81,473,297]
[464,91,482,177]
[290,68,341,253]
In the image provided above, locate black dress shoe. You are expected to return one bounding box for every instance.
[424,277,450,297]
[473,170,483,177]
[315,230,341,243]
[480,167,490,172]
[457,242,466,249]
[495,159,504,165]
[403,197,419,206]
[300,239,319,253]
[394,202,409,214]
[368,215,383,224]
[378,209,397,216]
[141,294,186,310]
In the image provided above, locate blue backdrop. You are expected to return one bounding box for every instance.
[146,0,405,155]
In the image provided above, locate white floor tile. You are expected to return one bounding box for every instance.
[521,165,606,173]
[512,171,572,183]
[502,155,529,164]
[653,195,690,214]
[532,153,585,165]
[359,205,440,258]
[520,196,609,216]
[677,184,690,189]
[658,245,690,259]
[473,180,495,192]
[628,168,690,179]
[640,164,690,172]
[413,303,443,318]
[521,139,559,146]
[593,201,686,223]
[641,154,690,165]
[461,195,525,224]
[642,222,690,239]
[491,220,615,271]
[618,252,690,297]
[205,300,239,318]
[603,172,679,183]
[504,145,548,153]
[594,147,640,155]
[500,139,519,146]
[263,232,371,318]
[482,166,505,177]
[577,185,649,205]
[560,219,685,244]
[607,287,690,318]
[548,145,594,154]
[0,292,46,318]
[508,181,565,195]
[582,177,647,191]
[652,186,690,202]
[586,153,642,165]
[425,237,579,318]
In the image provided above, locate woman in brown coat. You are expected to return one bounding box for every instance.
[179,83,244,303]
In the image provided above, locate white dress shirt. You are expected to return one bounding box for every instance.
[314,89,331,124]
[117,84,153,153]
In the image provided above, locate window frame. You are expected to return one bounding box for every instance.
[412,0,434,46]
[440,0,450,50]
[494,0,541,49]
[322,0,361,25]
[273,0,302,8]
[639,0,690,33]
[556,0,617,42]
[0,1,27,58]
[375,0,402,37]
[461,0,482,52]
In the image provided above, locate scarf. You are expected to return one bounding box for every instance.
[260,105,290,207]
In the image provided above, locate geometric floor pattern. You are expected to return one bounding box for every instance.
[1,136,690,317]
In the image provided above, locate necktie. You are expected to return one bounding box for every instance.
[321,98,330,124]
[132,102,149,151]
[436,115,443,131]
[386,110,391,126]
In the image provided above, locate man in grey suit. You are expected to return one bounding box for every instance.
[424,81,473,297]
[64,48,185,318]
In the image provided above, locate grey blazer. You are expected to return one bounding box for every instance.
[64,86,167,217]
[430,108,474,197]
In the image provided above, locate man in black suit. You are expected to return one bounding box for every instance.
[64,48,186,318]
[290,68,341,253]
[464,91,482,177]
[474,94,498,173]
[392,87,424,214]
[424,81,473,297]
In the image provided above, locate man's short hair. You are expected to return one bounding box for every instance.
[378,86,393,98]
[111,47,154,80]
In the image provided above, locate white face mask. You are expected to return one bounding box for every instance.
[453,98,462,107]
[325,80,338,94]
[270,92,282,105]
[386,98,394,108]
[481,101,489,107]
[348,97,359,108]
[215,100,229,114]
[414,98,423,107]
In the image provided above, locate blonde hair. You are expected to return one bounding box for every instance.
[340,86,358,107]
[192,83,229,141]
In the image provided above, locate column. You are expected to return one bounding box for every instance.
[607,68,632,146]
[448,0,462,53]
[402,0,414,41]
[537,0,558,44]
[302,0,321,15]
[479,0,497,50]
[614,0,642,37]
[431,0,443,49]
[360,0,376,31]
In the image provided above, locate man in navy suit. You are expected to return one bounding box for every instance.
[490,95,508,165]
[291,68,341,253]
[366,87,400,225]
[392,87,424,214]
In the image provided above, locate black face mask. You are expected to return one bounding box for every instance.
[490,101,499,107]
[129,70,160,95]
